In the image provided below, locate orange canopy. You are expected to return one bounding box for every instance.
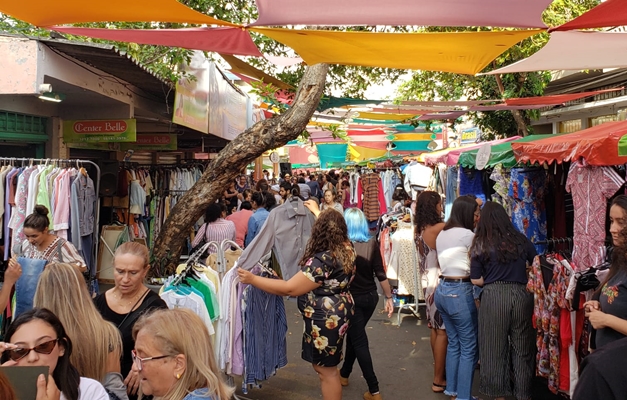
[0,0,234,26]
[512,121,627,166]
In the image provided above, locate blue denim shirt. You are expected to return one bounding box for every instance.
[245,207,269,247]
[183,389,215,400]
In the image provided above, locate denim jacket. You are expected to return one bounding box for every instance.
[183,389,215,400]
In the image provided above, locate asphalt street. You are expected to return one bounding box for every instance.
[231,297,565,400]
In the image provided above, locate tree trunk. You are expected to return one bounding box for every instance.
[150,63,329,276]
[494,74,529,137]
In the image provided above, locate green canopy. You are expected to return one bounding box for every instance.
[457,134,559,169]
[317,96,385,112]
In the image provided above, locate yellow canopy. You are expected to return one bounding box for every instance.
[395,133,434,141]
[356,111,416,121]
[0,0,235,26]
[220,54,293,90]
[250,28,543,75]
[350,146,388,161]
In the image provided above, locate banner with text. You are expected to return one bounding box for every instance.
[173,52,210,134]
[63,119,136,143]
[67,134,177,151]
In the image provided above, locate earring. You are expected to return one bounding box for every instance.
[176,373,181,380]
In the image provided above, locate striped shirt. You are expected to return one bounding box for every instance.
[21,237,86,266]
[191,219,237,253]
[242,269,288,386]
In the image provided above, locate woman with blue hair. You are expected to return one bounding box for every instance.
[339,208,394,400]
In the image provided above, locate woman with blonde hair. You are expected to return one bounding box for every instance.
[94,242,168,399]
[131,308,234,400]
[34,262,127,400]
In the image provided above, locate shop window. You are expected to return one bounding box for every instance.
[589,114,618,127]
[558,119,582,133]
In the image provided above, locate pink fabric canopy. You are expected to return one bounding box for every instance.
[347,129,389,136]
[505,88,623,106]
[551,0,627,31]
[486,31,627,75]
[418,111,467,120]
[51,26,262,56]
[373,106,462,113]
[469,104,550,111]
[251,0,551,28]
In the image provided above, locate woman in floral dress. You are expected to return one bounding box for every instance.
[238,209,355,400]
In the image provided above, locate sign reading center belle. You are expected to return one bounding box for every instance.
[63,119,137,143]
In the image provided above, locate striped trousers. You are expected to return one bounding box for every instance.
[479,282,535,400]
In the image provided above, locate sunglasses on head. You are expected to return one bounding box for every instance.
[6,338,59,361]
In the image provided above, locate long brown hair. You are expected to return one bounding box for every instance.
[599,195,627,291]
[0,371,16,400]
[299,209,355,275]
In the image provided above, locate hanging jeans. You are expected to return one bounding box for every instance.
[434,280,478,400]
[340,291,380,394]
[15,257,47,317]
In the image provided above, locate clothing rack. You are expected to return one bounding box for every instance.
[396,208,424,326]
[0,157,101,286]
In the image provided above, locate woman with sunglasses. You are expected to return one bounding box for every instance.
[131,308,233,399]
[1,308,109,400]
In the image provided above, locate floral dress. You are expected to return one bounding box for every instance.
[298,250,355,366]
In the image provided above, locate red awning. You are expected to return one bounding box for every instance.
[551,0,627,31]
[505,88,623,106]
[51,26,262,57]
[512,121,627,166]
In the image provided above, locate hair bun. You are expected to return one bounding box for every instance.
[34,205,49,216]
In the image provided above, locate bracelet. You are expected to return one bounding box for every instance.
[385,296,393,300]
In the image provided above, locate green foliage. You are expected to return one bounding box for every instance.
[395,0,600,137]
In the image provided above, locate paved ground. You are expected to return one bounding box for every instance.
[231,297,564,400]
[231,297,460,400]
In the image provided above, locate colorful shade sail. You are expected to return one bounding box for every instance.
[51,26,262,57]
[355,112,417,121]
[0,0,234,26]
[457,134,557,169]
[251,27,543,75]
[505,88,623,106]
[400,100,501,107]
[251,0,551,28]
[317,143,348,168]
[350,146,388,160]
[317,97,386,112]
[486,31,627,75]
[418,111,466,120]
[551,0,627,31]
[220,54,292,90]
[512,121,627,166]
[372,106,461,113]
[469,104,550,111]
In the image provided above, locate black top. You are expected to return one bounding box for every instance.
[350,238,387,295]
[572,336,627,400]
[94,290,168,379]
[470,238,537,285]
[597,271,627,348]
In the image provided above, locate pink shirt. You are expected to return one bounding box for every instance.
[226,209,253,248]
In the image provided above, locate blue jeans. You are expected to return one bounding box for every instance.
[434,281,478,400]
[15,257,47,318]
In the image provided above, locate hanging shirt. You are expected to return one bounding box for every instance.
[566,162,623,271]
[509,168,548,254]
[238,198,316,280]
[459,166,486,204]
[9,166,36,251]
[160,290,215,335]
[403,162,432,200]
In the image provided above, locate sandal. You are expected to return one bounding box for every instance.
[432,382,446,393]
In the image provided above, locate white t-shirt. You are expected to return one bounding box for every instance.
[436,227,475,277]
[60,377,109,400]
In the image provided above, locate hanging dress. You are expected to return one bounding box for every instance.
[417,232,445,330]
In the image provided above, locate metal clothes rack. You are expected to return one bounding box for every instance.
[0,157,101,286]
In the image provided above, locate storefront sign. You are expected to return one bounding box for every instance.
[461,128,479,144]
[63,119,136,143]
[67,134,176,151]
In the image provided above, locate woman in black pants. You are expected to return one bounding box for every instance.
[470,202,537,400]
[339,208,394,400]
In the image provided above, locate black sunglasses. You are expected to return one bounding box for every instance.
[6,338,59,361]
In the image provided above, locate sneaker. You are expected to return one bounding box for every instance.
[363,391,382,400]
